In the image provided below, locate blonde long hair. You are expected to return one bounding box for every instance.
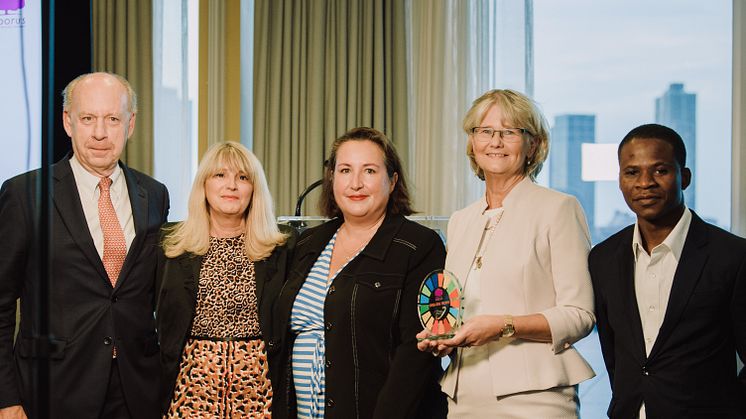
[162,141,287,260]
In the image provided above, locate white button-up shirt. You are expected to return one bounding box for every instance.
[69,155,135,257]
[632,207,691,419]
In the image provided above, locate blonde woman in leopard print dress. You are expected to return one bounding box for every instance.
[156,142,295,418]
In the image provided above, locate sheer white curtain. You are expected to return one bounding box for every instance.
[406,0,533,216]
[153,0,199,221]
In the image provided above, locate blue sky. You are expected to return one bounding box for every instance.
[533,0,732,228]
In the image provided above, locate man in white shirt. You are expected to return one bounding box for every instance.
[589,123,746,419]
[0,73,169,419]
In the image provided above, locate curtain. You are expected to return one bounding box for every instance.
[92,0,155,175]
[407,0,533,215]
[253,0,409,216]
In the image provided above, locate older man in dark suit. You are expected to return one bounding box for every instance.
[0,73,169,419]
[589,123,746,419]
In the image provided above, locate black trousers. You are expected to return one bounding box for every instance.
[99,359,131,419]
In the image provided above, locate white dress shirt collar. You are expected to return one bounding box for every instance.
[632,207,692,262]
[69,154,124,192]
[68,154,134,256]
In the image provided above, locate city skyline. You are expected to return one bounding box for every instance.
[656,83,697,208]
[535,1,731,230]
[545,83,707,244]
[549,114,597,237]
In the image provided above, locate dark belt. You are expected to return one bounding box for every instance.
[189,335,262,342]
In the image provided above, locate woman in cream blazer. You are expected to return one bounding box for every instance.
[418,89,595,418]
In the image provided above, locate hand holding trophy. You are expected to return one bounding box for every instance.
[417,269,463,341]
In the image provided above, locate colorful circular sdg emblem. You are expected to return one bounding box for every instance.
[417,269,463,340]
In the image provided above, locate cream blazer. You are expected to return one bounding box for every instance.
[440,177,596,398]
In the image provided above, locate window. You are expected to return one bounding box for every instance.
[0,1,41,184]
[534,2,733,415]
[153,0,200,221]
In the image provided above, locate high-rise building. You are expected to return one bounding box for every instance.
[549,114,596,236]
[655,83,696,208]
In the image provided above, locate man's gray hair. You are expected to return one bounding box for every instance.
[61,72,138,114]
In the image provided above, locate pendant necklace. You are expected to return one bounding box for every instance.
[474,208,504,269]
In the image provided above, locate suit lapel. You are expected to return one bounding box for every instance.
[254,256,277,309]
[278,218,340,316]
[52,158,110,283]
[614,230,648,360]
[178,253,203,299]
[448,205,489,285]
[297,218,342,268]
[115,164,148,290]
[359,213,405,261]
[648,213,708,360]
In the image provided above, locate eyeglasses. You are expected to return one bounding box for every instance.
[470,127,530,143]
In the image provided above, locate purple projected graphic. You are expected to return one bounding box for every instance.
[0,0,24,14]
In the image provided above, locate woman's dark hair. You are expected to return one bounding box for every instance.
[319,127,415,218]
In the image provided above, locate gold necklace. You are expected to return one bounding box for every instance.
[328,228,372,285]
[474,209,504,269]
[336,217,383,258]
[334,228,370,263]
[338,239,368,261]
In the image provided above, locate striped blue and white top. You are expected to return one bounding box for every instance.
[290,230,362,418]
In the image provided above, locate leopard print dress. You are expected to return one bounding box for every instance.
[167,234,273,418]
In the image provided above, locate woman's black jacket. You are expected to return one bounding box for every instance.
[269,213,447,419]
[155,223,296,414]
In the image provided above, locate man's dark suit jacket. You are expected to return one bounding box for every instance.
[155,223,296,414]
[589,211,746,419]
[0,155,169,419]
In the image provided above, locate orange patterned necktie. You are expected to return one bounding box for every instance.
[98,177,127,287]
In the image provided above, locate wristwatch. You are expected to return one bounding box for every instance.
[501,314,516,338]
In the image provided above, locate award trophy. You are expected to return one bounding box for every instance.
[417,269,463,340]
